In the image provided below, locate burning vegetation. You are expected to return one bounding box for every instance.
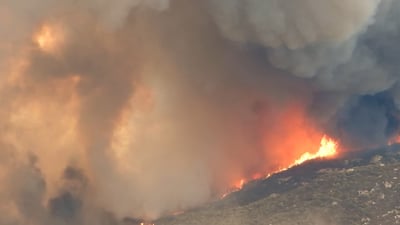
[294,135,338,166]
[223,135,339,197]
[1,0,400,224]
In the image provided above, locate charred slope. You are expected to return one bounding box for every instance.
[155,145,400,225]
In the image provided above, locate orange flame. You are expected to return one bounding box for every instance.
[293,135,338,166]
[234,179,245,189]
[222,135,338,198]
[388,135,400,145]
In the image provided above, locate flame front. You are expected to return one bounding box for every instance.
[223,135,338,197]
[234,179,245,189]
[294,135,338,165]
[388,135,400,145]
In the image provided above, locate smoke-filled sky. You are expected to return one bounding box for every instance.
[1,0,400,223]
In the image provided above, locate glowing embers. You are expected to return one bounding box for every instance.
[33,23,65,54]
[294,135,338,165]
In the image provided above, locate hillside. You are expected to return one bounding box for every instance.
[155,145,400,225]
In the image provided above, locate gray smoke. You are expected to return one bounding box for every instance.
[209,0,391,88]
[1,0,400,223]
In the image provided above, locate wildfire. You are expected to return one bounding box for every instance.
[388,135,400,145]
[293,135,338,166]
[222,135,338,198]
[234,179,245,189]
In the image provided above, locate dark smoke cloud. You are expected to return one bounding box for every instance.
[329,93,400,150]
[1,0,400,223]
[49,166,87,222]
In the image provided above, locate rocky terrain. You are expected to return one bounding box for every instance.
[153,144,400,225]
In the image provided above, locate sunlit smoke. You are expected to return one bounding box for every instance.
[33,24,64,54]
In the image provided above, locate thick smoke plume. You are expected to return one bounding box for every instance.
[1,0,400,223]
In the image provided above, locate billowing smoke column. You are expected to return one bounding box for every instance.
[208,0,400,149]
[1,0,400,223]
